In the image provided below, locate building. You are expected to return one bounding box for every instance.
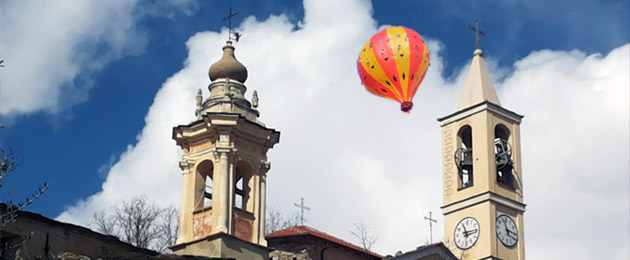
[170,38,279,260]
[438,48,526,259]
[266,225,382,260]
[0,204,157,259]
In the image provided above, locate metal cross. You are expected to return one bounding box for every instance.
[222,7,239,42]
[424,211,437,244]
[467,18,486,50]
[294,197,310,225]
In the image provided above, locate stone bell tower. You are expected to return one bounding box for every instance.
[171,40,279,259]
[438,48,525,260]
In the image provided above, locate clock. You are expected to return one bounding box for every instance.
[496,214,518,247]
[454,217,480,250]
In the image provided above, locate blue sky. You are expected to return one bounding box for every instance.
[1,0,628,258]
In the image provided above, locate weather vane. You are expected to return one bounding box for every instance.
[223,7,242,43]
[467,18,486,50]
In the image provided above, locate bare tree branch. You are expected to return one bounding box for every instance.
[265,206,302,234]
[0,130,48,259]
[91,196,179,252]
[115,195,162,249]
[93,210,118,236]
[154,205,179,253]
[349,219,377,251]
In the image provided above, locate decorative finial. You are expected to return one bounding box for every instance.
[252,90,259,108]
[223,7,242,43]
[467,18,486,52]
[195,89,203,119]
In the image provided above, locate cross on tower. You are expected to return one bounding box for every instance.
[294,197,310,226]
[467,18,486,50]
[424,211,437,244]
[222,7,241,42]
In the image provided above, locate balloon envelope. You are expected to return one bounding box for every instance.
[357,26,430,112]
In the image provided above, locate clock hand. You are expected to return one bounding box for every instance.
[464,229,478,235]
[508,231,517,240]
[462,225,469,238]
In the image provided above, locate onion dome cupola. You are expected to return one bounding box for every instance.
[209,40,248,83]
[195,40,263,125]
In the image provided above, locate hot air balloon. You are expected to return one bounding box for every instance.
[357,26,430,113]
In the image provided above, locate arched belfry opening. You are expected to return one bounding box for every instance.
[494,124,514,187]
[234,160,254,211]
[195,160,215,210]
[455,125,474,188]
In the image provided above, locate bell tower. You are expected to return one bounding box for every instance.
[171,39,279,259]
[438,48,525,260]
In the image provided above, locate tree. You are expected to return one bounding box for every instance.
[0,131,48,258]
[265,206,301,234]
[92,195,179,253]
[0,148,48,226]
[349,219,377,252]
[154,206,179,253]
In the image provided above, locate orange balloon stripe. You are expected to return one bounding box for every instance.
[367,29,405,99]
[410,47,431,99]
[357,34,402,100]
[357,59,399,102]
[404,27,430,101]
[387,27,412,101]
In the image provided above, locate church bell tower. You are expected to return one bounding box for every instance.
[438,48,526,260]
[171,39,279,259]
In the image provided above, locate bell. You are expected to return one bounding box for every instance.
[496,155,509,168]
[461,151,473,171]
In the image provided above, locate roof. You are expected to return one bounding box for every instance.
[384,242,457,260]
[1,205,157,256]
[266,225,382,259]
[457,49,501,110]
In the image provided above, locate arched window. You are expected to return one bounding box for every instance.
[494,124,514,187]
[455,125,474,188]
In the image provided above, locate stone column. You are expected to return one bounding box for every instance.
[249,161,261,244]
[258,161,270,246]
[177,160,194,244]
[212,149,233,234]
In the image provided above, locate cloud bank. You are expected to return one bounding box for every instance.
[57,0,629,259]
[0,0,196,117]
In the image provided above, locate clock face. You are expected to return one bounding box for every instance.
[454,217,480,250]
[496,214,518,247]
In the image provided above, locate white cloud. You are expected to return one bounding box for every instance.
[0,0,195,117]
[57,0,628,259]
